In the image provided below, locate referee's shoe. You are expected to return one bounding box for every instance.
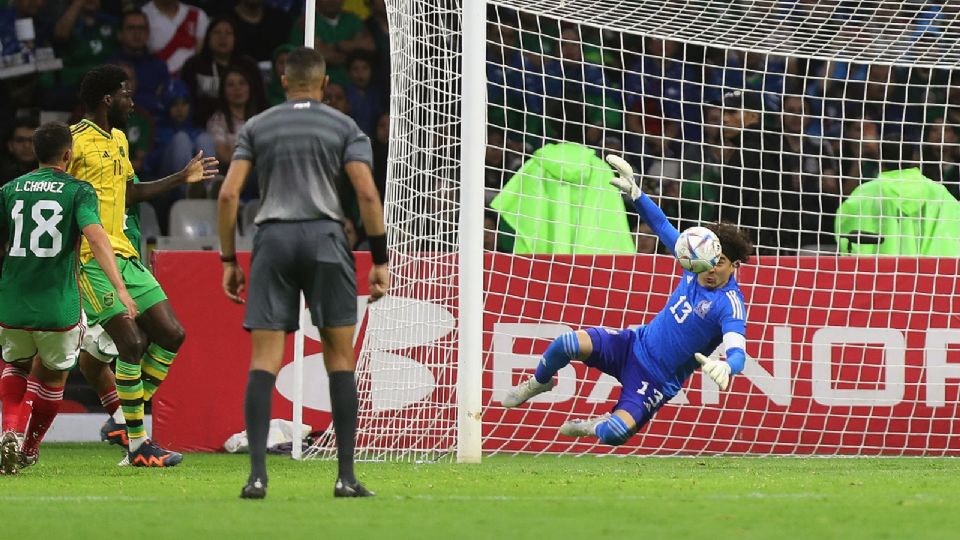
[241,477,267,499]
[334,478,375,497]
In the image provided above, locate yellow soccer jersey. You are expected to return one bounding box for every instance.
[68,119,139,262]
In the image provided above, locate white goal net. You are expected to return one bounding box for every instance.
[306,0,960,461]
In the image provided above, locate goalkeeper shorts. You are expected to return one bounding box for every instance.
[583,327,669,430]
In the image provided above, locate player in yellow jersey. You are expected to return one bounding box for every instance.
[69,65,218,467]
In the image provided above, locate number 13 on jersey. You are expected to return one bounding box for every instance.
[669,295,692,323]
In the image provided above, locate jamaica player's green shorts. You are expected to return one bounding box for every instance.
[79,256,167,326]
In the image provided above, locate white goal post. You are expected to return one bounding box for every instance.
[297,0,960,462]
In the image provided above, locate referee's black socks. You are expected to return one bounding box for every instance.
[329,371,359,484]
[245,369,276,484]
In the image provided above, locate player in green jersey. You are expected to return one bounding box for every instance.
[0,122,137,473]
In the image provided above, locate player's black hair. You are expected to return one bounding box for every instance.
[285,47,327,84]
[79,65,129,112]
[32,122,72,164]
[707,222,754,265]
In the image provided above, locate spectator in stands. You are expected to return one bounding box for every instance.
[371,111,388,201]
[743,51,787,111]
[715,89,783,253]
[264,0,301,17]
[840,118,883,196]
[225,0,291,62]
[109,9,170,117]
[146,79,214,224]
[0,0,54,56]
[623,38,704,142]
[324,82,350,115]
[344,53,382,137]
[777,93,841,249]
[544,25,623,145]
[484,126,525,206]
[46,0,119,111]
[265,44,293,107]
[0,0,54,111]
[206,67,260,185]
[180,16,266,126]
[289,0,374,86]
[634,222,658,255]
[364,0,389,105]
[141,0,209,75]
[115,62,155,173]
[0,118,38,185]
[921,118,960,200]
[504,40,550,141]
[149,79,215,177]
[677,104,722,231]
[483,210,498,252]
[845,63,921,142]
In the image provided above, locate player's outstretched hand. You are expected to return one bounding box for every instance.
[695,352,731,391]
[368,264,390,303]
[223,263,246,304]
[605,154,641,201]
[182,150,220,184]
[118,290,138,320]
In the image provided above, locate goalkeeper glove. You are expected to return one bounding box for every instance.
[605,154,641,201]
[695,353,732,391]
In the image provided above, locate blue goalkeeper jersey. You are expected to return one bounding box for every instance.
[630,193,748,396]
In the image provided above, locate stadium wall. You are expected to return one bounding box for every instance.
[152,252,960,454]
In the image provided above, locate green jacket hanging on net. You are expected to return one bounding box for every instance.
[835,168,960,256]
[491,142,635,255]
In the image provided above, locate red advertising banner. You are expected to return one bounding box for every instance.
[154,253,960,455]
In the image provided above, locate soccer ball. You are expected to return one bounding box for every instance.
[674,227,722,273]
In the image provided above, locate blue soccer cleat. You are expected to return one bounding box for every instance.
[100,417,130,448]
[128,439,183,468]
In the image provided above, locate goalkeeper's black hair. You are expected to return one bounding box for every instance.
[79,65,128,112]
[707,222,754,265]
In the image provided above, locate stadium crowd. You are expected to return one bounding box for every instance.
[0,1,957,254]
[483,4,960,255]
[0,0,390,236]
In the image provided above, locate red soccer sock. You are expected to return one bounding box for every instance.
[17,378,40,434]
[0,364,29,432]
[98,387,120,416]
[21,380,64,456]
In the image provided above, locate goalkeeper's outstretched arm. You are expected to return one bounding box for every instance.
[606,154,680,254]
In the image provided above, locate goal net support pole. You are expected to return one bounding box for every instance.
[457,0,488,464]
[290,0,317,462]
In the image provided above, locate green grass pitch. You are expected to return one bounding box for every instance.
[1,444,959,539]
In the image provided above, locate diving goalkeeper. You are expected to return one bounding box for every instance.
[502,155,754,446]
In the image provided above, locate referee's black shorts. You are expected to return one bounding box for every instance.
[243,219,357,332]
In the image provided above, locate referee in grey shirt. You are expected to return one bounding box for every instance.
[217,47,389,500]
